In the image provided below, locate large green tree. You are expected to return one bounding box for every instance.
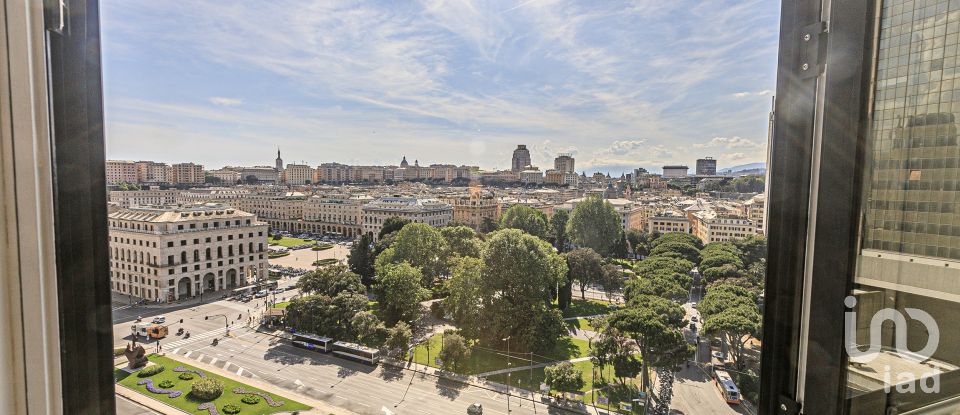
[565,248,604,300]
[623,275,686,303]
[373,263,430,326]
[347,233,376,285]
[295,264,365,297]
[443,257,484,339]
[610,295,693,389]
[651,232,703,250]
[566,196,622,257]
[544,362,585,393]
[649,241,701,264]
[550,209,570,252]
[379,217,411,240]
[702,305,760,366]
[499,205,549,239]
[438,333,471,372]
[440,225,484,260]
[384,321,413,359]
[376,223,448,287]
[478,229,567,352]
[285,292,368,340]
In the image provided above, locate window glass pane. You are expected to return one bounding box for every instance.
[849,0,960,411]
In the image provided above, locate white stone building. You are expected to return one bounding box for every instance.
[361,196,452,240]
[108,204,268,302]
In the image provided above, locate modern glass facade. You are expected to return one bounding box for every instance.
[850,0,960,408]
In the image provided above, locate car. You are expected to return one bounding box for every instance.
[284,285,297,291]
[240,295,252,302]
[254,290,268,298]
[712,351,724,359]
[691,302,698,309]
[151,316,166,324]
[467,403,483,415]
[272,288,284,294]
[691,316,698,322]
[690,323,697,331]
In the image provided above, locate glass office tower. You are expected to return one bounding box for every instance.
[851,0,960,409]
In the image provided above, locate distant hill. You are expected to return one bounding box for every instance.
[718,162,766,174]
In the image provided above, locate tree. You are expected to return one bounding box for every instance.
[499,205,548,239]
[479,217,499,234]
[478,229,567,352]
[375,223,448,286]
[204,175,222,185]
[702,305,761,366]
[438,333,471,372]
[649,241,701,264]
[348,233,375,286]
[612,231,629,259]
[732,235,767,268]
[379,217,411,240]
[350,311,383,346]
[597,263,624,302]
[610,295,693,390]
[612,348,642,384]
[373,263,429,326]
[244,175,259,185]
[384,321,413,359]
[651,232,703,250]
[285,292,367,340]
[623,275,686,303]
[444,257,484,339]
[440,226,483,260]
[550,209,570,252]
[544,362,586,393]
[565,248,604,300]
[566,195,622,257]
[295,265,365,297]
[589,327,620,382]
[625,229,649,258]
[698,284,757,317]
[633,256,694,289]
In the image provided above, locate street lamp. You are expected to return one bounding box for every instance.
[503,336,511,413]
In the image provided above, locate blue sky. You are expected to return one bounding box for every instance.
[101,0,780,175]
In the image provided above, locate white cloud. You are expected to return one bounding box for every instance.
[732,89,773,98]
[694,136,758,149]
[209,97,243,106]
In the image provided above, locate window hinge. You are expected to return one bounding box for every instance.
[799,21,827,79]
[43,0,68,35]
[778,395,802,415]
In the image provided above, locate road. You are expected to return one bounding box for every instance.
[114,291,595,415]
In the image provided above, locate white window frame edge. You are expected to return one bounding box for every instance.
[0,1,64,414]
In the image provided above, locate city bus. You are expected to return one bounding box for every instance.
[332,341,381,365]
[714,370,742,404]
[291,333,333,353]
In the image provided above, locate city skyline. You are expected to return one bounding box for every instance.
[100,0,779,174]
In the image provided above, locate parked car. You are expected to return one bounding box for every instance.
[254,290,268,298]
[691,316,698,322]
[151,316,166,324]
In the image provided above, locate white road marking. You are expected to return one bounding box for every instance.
[209,358,218,365]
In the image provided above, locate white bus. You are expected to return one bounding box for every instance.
[332,341,381,365]
[714,370,742,405]
[291,332,333,353]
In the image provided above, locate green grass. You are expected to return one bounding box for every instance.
[311,243,333,251]
[565,317,599,333]
[562,299,618,318]
[267,252,290,258]
[312,258,339,266]
[273,301,290,309]
[270,236,315,248]
[411,334,590,375]
[115,354,310,415]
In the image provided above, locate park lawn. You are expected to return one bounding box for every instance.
[565,317,599,333]
[270,236,315,248]
[562,299,617,318]
[115,354,310,415]
[273,301,290,309]
[411,334,589,375]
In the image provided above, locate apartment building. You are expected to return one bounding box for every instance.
[135,161,169,184]
[108,189,179,208]
[105,160,139,185]
[168,162,205,185]
[177,188,251,204]
[361,196,452,240]
[283,163,313,185]
[206,168,241,184]
[440,189,499,230]
[648,214,692,234]
[301,193,372,238]
[691,210,758,244]
[108,204,268,302]
[743,193,766,234]
[233,191,306,232]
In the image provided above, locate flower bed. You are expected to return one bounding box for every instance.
[136,379,182,398]
[312,258,338,267]
[173,365,207,379]
[222,403,242,414]
[158,380,175,388]
[241,394,261,405]
[232,388,284,407]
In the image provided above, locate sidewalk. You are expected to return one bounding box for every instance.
[476,356,593,377]
[115,351,358,415]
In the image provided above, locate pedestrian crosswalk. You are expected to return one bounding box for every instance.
[167,346,258,380]
[161,325,237,349]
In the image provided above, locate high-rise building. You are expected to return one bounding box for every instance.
[511,145,531,171]
[283,163,313,185]
[695,157,717,176]
[662,165,689,178]
[275,148,283,172]
[135,161,169,184]
[554,154,575,173]
[105,160,139,185]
